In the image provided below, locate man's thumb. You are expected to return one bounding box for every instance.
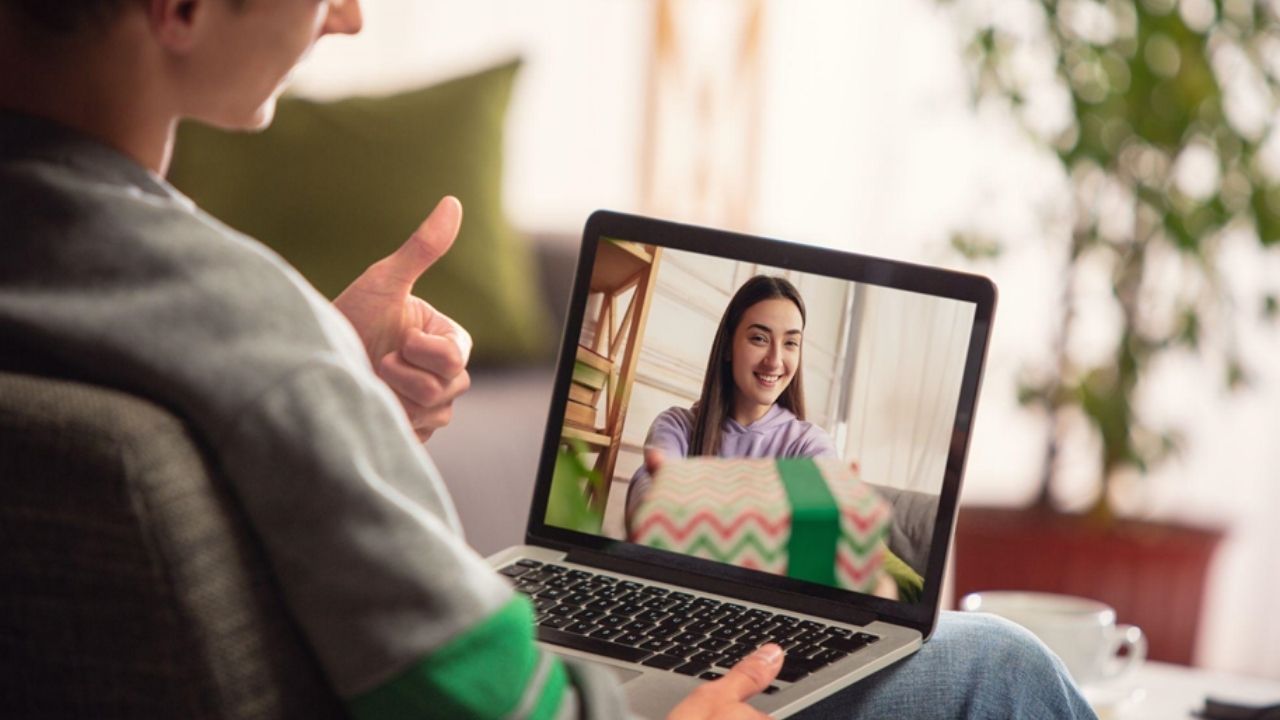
[381,196,462,291]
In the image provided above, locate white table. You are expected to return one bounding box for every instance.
[1087,661,1280,719]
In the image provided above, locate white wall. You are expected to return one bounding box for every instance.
[287,0,1280,679]
[842,287,976,494]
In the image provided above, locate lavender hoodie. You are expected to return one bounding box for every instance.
[624,403,837,521]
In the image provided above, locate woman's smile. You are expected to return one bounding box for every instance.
[753,370,783,387]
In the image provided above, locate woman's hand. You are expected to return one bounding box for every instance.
[874,570,899,600]
[668,644,784,720]
[644,447,666,476]
[848,459,899,600]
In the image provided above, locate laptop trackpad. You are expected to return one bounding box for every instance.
[606,666,644,685]
[554,652,645,685]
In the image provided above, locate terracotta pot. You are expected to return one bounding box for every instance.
[953,506,1223,665]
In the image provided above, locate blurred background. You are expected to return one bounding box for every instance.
[248,0,1279,679]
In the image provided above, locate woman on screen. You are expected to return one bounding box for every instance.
[624,274,915,600]
[624,274,837,518]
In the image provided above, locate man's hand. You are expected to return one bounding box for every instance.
[668,644,784,720]
[334,196,472,443]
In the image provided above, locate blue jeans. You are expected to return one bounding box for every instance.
[796,612,1099,719]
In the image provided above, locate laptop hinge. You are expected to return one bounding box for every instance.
[564,548,877,627]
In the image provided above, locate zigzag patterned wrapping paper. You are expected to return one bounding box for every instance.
[628,457,891,592]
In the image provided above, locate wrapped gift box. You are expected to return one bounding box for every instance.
[628,456,891,592]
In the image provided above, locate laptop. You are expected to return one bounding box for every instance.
[487,211,996,718]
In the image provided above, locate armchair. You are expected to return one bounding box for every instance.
[0,370,346,719]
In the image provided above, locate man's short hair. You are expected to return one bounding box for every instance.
[1,0,246,34]
[1,0,132,33]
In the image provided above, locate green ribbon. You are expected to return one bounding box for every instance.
[776,457,840,586]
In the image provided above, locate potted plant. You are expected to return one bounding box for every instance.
[946,0,1279,664]
[547,440,609,535]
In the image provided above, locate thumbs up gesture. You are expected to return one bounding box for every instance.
[334,196,472,443]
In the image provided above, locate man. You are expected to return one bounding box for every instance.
[0,1,1097,718]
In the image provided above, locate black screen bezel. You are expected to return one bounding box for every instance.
[525,211,996,638]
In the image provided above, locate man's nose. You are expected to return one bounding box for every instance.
[322,0,364,36]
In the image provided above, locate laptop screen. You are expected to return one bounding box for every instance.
[531,212,995,631]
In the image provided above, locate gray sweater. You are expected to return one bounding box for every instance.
[0,112,624,717]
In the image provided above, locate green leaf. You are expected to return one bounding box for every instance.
[950,233,1003,260]
[1263,294,1279,321]
[1226,358,1249,390]
[1123,9,1220,152]
[1016,381,1042,408]
[1175,307,1201,349]
[1163,208,1200,251]
[1163,202,1222,252]
[547,442,605,534]
[1253,185,1280,246]
[1077,366,1138,475]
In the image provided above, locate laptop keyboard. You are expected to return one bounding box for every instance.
[499,558,879,685]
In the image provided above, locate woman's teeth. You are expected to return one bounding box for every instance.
[755,372,781,385]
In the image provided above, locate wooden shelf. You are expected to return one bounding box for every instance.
[590,240,652,293]
[609,239,653,263]
[562,425,610,448]
[576,345,612,373]
[562,239,663,489]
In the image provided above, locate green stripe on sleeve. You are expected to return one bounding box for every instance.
[346,595,568,720]
[526,655,569,720]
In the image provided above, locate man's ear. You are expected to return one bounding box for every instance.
[149,0,204,52]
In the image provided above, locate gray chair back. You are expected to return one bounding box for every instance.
[0,371,346,719]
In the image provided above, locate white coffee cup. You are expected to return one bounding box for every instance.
[960,591,1147,688]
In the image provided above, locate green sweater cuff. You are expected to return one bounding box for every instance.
[346,596,569,720]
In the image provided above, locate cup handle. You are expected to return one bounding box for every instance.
[1102,624,1147,682]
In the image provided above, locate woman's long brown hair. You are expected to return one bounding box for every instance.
[689,275,807,456]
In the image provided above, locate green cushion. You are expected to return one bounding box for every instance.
[166,60,550,365]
